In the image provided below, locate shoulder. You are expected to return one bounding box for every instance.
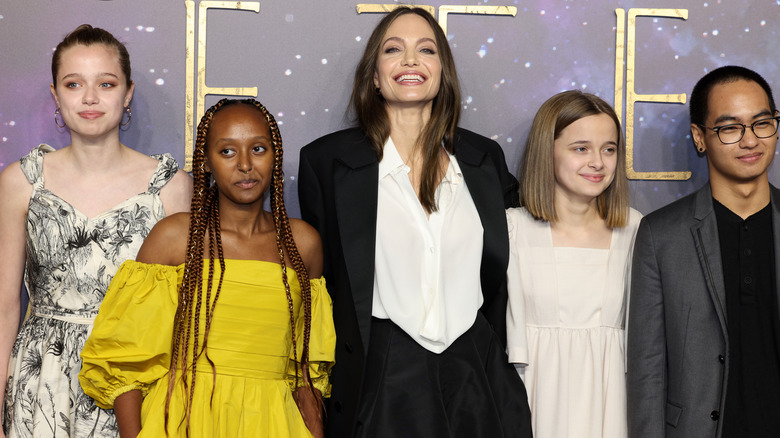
[506,207,547,239]
[159,169,193,215]
[300,128,369,157]
[0,161,30,191]
[301,128,374,162]
[642,188,700,228]
[454,128,503,153]
[135,212,190,265]
[289,218,323,277]
[627,207,644,228]
[453,128,512,174]
[0,161,33,213]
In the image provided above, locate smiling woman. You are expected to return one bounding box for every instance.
[298,6,532,438]
[0,24,192,438]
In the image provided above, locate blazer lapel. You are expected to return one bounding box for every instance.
[691,185,728,335]
[334,142,379,350]
[455,137,509,309]
[770,185,780,323]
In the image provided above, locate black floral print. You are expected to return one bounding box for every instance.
[3,145,179,438]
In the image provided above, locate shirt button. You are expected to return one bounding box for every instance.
[711,410,720,421]
[718,354,725,364]
[743,224,749,231]
[744,276,753,285]
[744,248,752,256]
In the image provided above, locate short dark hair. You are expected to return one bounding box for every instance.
[52,24,132,88]
[689,65,775,126]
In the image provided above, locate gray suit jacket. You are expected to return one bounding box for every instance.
[627,183,780,438]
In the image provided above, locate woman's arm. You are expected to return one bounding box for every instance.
[289,218,323,279]
[293,384,324,438]
[114,389,143,438]
[0,162,33,437]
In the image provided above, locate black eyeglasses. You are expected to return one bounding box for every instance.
[698,116,780,144]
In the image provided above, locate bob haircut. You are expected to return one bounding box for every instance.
[52,24,132,88]
[519,90,629,228]
[349,6,461,212]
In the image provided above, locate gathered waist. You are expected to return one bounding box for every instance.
[526,324,624,331]
[31,307,97,325]
[192,349,290,380]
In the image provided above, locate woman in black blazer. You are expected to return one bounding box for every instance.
[298,7,531,438]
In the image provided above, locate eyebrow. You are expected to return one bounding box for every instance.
[713,109,773,125]
[567,139,618,146]
[60,72,121,81]
[382,36,437,46]
[213,135,271,144]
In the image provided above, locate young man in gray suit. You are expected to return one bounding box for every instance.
[627,65,780,438]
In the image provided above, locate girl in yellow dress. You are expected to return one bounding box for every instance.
[78,98,335,438]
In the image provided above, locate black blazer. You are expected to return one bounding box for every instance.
[298,127,519,437]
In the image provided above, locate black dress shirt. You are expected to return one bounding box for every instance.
[714,199,780,436]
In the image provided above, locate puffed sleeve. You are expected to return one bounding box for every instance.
[505,208,529,366]
[286,277,336,397]
[79,260,180,409]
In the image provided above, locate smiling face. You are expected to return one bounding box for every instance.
[373,13,442,111]
[50,44,133,141]
[553,113,619,207]
[691,79,777,186]
[205,104,274,208]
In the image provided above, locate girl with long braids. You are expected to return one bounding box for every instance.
[78,98,335,437]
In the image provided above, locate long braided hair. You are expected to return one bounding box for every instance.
[164,98,315,434]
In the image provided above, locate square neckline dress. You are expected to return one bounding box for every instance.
[505,207,642,438]
[3,144,179,438]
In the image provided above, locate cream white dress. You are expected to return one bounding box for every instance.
[506,207,642,438]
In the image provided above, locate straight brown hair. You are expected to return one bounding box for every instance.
[349,7,461,213]
[519,90,629,228]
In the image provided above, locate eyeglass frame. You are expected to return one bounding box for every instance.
[696,114,780,144]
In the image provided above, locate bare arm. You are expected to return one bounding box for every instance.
[289,218,323,279]
[293,384,324,438]
[159,169,193,216]
[0,162,32,431]
[114,389,143,438]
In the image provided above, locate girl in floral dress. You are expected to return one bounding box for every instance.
[0,25,192,438]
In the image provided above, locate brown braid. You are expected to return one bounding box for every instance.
[164,98,316,435]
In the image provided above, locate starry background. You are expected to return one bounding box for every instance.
[1,0,778,217]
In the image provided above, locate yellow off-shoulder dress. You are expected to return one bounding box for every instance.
[78,259,336,437]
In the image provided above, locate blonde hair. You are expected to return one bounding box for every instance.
[519,90,629,227]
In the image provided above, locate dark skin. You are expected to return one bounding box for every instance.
[113,105,324,438]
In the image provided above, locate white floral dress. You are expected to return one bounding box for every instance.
[3,144,179,438]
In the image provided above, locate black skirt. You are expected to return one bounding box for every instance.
[354,314,533,438]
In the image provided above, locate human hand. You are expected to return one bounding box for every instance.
[293,386,324,438]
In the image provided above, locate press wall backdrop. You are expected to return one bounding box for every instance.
[1,0,779,217]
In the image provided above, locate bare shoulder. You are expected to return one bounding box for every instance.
[289,218,323,278]
[136,212,191,266]
[159,169,193,215]
[0,161,32,210]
